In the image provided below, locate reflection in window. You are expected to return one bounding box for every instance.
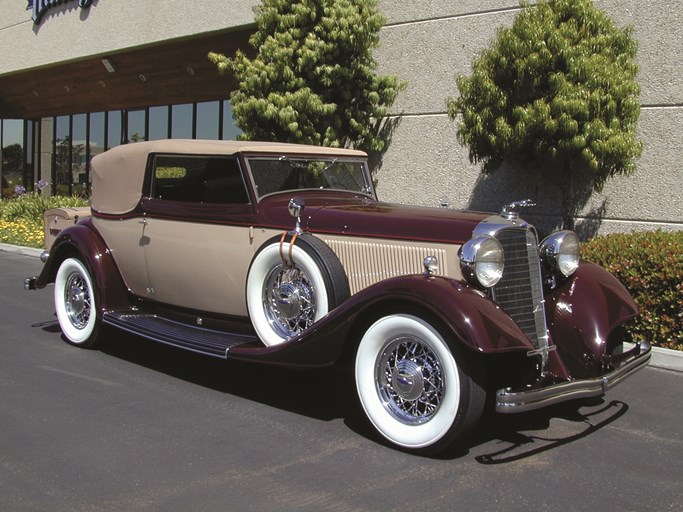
[196,101,219,140]
[128,109,146,143]
[72,114,87,195]
[54,116,71,195]
[149,106,169,141]
[107,110,122,149]
[25,121,34,189]
[171,103,193,139]
[222,102,241,140]
[1,119,25,198]
[89,112,105,160]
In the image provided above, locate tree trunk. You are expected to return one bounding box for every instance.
[561,160,575,231]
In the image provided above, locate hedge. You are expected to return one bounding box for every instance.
[581,230,683,350]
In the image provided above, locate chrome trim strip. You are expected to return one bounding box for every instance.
[495,341,652,413]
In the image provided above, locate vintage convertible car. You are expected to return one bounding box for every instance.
[26,139,650,454]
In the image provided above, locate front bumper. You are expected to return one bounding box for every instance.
[496,340,651,413]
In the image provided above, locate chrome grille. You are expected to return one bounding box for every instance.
[491,228,547,348]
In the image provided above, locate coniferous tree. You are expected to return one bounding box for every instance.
[448,0,642,229]
[210,0,405,152]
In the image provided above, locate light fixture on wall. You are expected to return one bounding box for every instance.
[101,58,116,73]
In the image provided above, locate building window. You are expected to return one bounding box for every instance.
[53,115,71,196]
[197,101,220,140]
[171,103,194,139]
[72,113,88,195]
[149,106,170,141]
[1,119,25,198]
[89,112,106,160]
[127,109,147,143]
[2,101,239,197]
[107,110,123,149]
[222,102,241,140]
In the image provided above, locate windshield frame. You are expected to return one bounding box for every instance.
[244,154,376,201]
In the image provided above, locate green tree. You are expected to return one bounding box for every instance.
[448,0,642,229]
[209,0,405,152]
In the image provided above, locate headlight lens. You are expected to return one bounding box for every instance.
[460,235,505,288]
[541,230,580,277]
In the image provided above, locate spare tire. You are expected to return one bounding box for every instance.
[246,233,350,346]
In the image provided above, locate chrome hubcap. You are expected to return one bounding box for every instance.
[376,336,445,425]
[263,265,315,338]
[64,271,91,330]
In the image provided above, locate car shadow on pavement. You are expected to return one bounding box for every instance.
[43,325,632,461]
[466,399,629,464]
[95,327,357,422]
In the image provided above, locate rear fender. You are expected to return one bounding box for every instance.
[36,218,131,314]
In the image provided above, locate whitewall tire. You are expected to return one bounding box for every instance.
[54,257,101,348]
[247,234,349,347]
[355,314,484,453]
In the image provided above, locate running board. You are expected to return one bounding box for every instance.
[103,311,257,358]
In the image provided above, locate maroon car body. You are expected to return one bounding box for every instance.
[26,139,650,454]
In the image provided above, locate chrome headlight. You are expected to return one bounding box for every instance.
[541,230,580,278]
[460,235,505,288]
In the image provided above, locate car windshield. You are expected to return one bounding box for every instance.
[247,156,374,199]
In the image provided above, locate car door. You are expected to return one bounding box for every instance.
[140,154,256,317]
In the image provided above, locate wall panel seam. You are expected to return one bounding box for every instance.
[382,6,523,30]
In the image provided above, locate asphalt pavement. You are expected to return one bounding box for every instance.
[1,250,681,512]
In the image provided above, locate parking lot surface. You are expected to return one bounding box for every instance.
[1,251,681,512]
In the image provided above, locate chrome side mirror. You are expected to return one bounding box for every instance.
[288,197,305,234]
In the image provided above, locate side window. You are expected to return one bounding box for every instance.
[152,155,249,204]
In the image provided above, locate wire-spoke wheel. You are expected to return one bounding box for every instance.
[54,257,101,348]
[263,264,317,339]
[355,314,485,454]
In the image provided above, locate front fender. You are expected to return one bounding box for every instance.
[228,275,535,367]
[36,218,131,314]
[545,261,638,378]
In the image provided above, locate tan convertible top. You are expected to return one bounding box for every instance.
[91,139,367,215]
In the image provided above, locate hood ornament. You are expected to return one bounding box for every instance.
[501,199,535,220]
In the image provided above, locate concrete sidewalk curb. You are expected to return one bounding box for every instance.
[647,346,683,373]
[2,242,681,373]
[0,242,43,258]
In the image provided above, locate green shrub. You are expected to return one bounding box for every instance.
[582,230,683,350]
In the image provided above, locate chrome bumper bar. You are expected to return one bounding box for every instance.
[496,340,651,413]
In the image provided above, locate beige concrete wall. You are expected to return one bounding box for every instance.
[2,0,680,233]
[376,0,683,234]
[0,0,260,75]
